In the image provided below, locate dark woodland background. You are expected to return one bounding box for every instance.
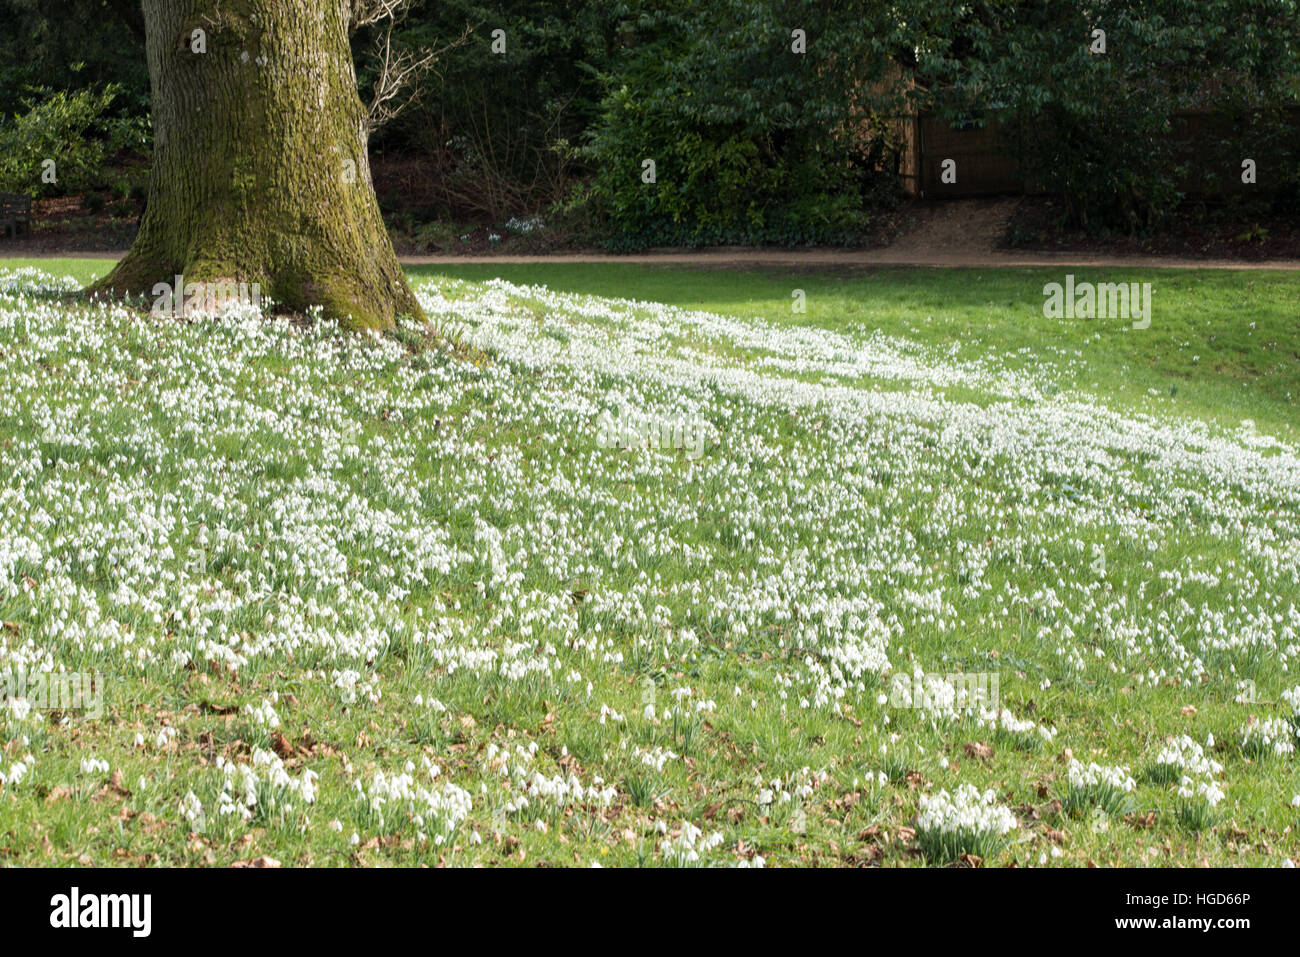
[2,0,1298,252]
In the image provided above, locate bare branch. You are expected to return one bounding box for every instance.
[349,0,410,31]
[364,16,471,134]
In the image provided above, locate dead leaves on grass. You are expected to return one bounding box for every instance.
[963,741,994,760]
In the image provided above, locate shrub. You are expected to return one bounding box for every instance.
[584,0,914,248]
[0,85,148,197]
[935,0,1300,232]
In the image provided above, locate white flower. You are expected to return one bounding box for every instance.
[1241,717,1296,757]
[1066,760,1135,793]
[917,784,1017,838]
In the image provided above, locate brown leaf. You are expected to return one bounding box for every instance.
[231,855,281,868]
[856,843,883,865]
[108,769,131,796]
[45,786,71,804]
[964,742,994,760]
[271,731,294,760]
[1127,810,1157,830]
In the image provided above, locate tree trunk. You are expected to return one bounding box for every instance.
[94,0,422,330]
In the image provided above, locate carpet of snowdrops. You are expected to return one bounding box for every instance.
[0,265,1298,867]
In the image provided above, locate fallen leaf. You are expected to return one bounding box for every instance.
[1127,810,1157,830]
[856,844,883,865]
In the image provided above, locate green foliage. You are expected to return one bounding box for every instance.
[583,0,922,248]
[934,0,1300,232]
[0,85,147,196]
[0,0,149,131]
[3,0,1299,242]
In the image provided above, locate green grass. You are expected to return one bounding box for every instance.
[19,257,1300,435]
[0,258,1298,867]
[407,262,1300,440]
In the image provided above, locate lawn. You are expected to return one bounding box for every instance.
[0,259,1297,866]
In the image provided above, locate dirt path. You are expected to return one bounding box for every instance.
[15,248,1298,270]
[885,196,1021,257]
[6,198,1300,270]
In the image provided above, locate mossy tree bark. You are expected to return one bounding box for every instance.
[94,0,422,330]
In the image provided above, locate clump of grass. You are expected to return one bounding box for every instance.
[881,748,911,783]
[623,770,667,808]
[1174,798,1216,833]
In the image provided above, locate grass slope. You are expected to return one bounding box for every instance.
[0,260,1297,867]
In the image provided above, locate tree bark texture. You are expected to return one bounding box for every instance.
[95,0,423,329]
